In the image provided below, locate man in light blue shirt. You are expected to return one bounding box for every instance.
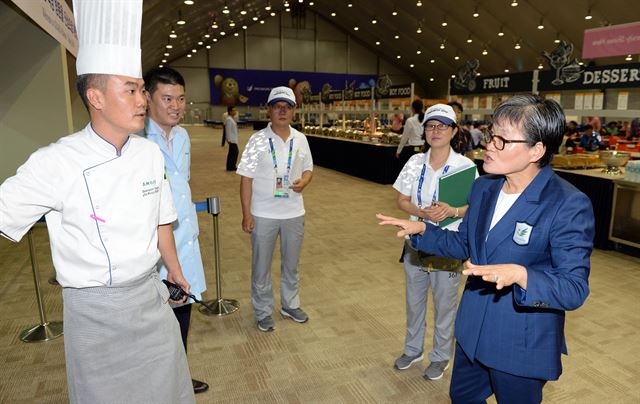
[225,106,239,171]
[142,67,208,395]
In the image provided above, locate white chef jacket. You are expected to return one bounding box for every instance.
[236,123,313,219]
[393,147,477,231]
[0,124,177,288]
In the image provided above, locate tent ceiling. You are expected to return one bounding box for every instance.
[141,0,640,96]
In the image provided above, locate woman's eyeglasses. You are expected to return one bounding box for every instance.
[424,123,451,132]
[482,130,529,151]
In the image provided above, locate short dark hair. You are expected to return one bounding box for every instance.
[227,106,234,113]
[448,101,463,112]
[492,95,565,167]
[76,74,108,111]
[143,67,185,95]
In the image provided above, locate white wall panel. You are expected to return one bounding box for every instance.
[246,36,281,70]
[316,40,347,73]
[283,38,315,72]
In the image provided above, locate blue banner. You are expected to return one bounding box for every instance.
[209,68,377,106]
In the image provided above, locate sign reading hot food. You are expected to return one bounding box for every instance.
[538,63,640,91]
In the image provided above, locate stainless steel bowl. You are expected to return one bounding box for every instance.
[600,151,630,174]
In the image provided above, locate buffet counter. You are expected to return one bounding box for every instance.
[306,134,403,184]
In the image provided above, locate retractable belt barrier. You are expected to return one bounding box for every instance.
[20,218,63,343]
[195,197,239,316]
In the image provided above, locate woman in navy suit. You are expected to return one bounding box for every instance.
[378,95,594,404]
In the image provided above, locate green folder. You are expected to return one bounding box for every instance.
[438,165,477,227]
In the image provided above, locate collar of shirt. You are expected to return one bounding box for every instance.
[266,122,294,144]
[146,117,178,152]
[86,123,132,158]
[422,146,457,172]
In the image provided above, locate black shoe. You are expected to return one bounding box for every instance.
[192,379,209,394]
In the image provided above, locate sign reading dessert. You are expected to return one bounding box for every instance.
[450,59,533,95]
[538,62,640,91]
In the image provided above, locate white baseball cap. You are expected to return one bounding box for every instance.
[73,0,143,78]
[267,86,296,107]
[422,104,457,126]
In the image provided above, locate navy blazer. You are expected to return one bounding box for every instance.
[418,165,594,380]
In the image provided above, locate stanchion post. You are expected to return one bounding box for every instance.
[19,228,63,342]
[199,196,239,316]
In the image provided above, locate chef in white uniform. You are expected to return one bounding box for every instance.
[0,1,195,403]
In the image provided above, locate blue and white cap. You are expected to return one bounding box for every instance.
[267,86,296,107]
[422,104,457,126]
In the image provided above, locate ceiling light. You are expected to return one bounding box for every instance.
[417,1,422,6]
[537,18,544,30]
[394,34,400,39]
[204,34,210,38]
[309,1,314,5]
[353,26,359,31]
[222,4,229,14]
[234,32,240,35]
[504,68,510,72]
[375,41,381,45]
[164,52,170,56]
[197,41,203,45]
[169,30,177,39]
[554,33,561,43]
[416,24,422,34]
[220,31,226,35]
[286,7,291,11]
[625,54,633,61]
[165,44,173,49]
[159,64,164,67]
[442,17,448,27]
[191,49,197,53]
[454,54,460,60]
[578,61,584,65]
[284,0,289,6]
[511,1,518,6]
[482,48,488,55]
[476,72,481,76]
[242,25,248,29]
[451,74,456,78]
[514,41,521,49]
[472,6,479,18]
[347,3,353,7]
[299,0,303,4]
[240,3,246,15]
[430,59,435,63]
[410,64,415,68]
[392,9,398,16]
[211,21,218,29]
[331,12,336,17]
[440,42,445,49]
[253,15,259,21]
[467,35,473,43]
[206,45,211,49]
[162,59,167,63]
[498,26,504,36]
[429,77,434,82]
[177,10,186,25]
[187,54,192,58]
[184,0,194,5]
[371,17,377,24]
[270,11,276,16]
[585,8,592,20]
[416,50,422,54]
[259,20,265,24]
[213,38,218,42]
[229,20,235,27]
[265,2,272,10]
[396,55,401,59]
[538,63,544,69]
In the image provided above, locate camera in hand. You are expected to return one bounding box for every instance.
[162,279,215,312]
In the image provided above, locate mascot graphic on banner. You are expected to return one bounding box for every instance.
[214,74,249,106]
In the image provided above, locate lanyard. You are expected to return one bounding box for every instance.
[416,163,449,208]
[268,137,294,174]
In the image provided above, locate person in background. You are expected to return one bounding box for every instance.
[0,1,194,402]
[378,95,594,404]
[448,101,473,154]
[390,108,405,134]
[225,106,239,171]
[587,115,601,134]
[469,122,484,149]
[396,99,426,167]
[392,104,477,381]
[237,86,314,332]
[221,109,228,146]
[580,124,600,151]
[143,66,209,395]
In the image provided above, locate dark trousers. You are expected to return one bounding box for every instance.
[450,343,546,404]
[226,142,238,171]
[221,126,226,146]
[173,304,192,352]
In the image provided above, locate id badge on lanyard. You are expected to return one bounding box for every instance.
[270,137,294,198]
[416,163,450,220]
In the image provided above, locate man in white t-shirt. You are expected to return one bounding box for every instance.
[237,86,314,332]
